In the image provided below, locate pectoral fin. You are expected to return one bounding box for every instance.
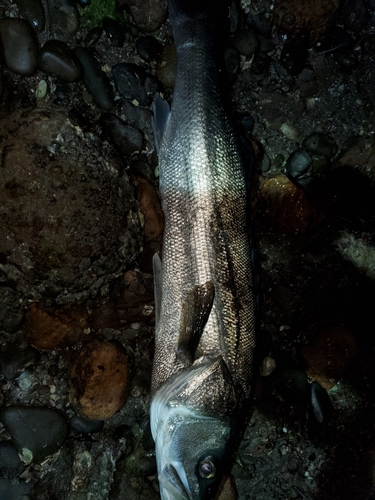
[176,281,215,365]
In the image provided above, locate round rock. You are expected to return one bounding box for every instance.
[136,35,163,62]
[285,150,312,179]
[38,40,83,82]
[15,0,46,33]
[156,41,177,89]
[47,0,80,42]
[302,132,337,159]
[100,113,143,155]
[0,440,24,477]
[0,478,31,499]
[112,63,149,106]
[231,28,260,57]
[0,18,38,76]
[69,415,104,435]
[0,406,68,464]
[70,339,130,420]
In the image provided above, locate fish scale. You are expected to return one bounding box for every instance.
[150,0,256,498]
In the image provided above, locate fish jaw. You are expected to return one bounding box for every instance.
[151,357,240,500]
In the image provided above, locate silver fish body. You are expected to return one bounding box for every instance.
[150,1,256,498]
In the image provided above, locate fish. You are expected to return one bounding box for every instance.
[150,0,257,499]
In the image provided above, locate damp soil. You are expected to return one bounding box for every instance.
[1,0,375,499]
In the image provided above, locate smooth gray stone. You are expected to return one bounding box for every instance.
[0,18,38,76]
[100,113,143,155]
[112,63,149,106]
[0,406,68,464]
[0,441,24,477]
[15,0,46,33]
[69,415,104,435]
[47,0,80,42]
[0,477,31,499]
[74,46,115,111]
[38,40,83,82]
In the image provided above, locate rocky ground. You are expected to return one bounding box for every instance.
[0,0,375,499]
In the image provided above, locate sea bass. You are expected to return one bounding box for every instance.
[150,0,256,499]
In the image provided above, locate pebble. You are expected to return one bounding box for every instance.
[70,339,130,419]
[268,352,309,403]
[0,405,68,464]
[136,35,163,62]
[259,355,277,377]
[310,381,333,424]
[69,415,104,435]
[26,302,89,349]
[130,159,155,183]
[0,478,31,499]
[156,41,177,89]
[299,325,358,390]
[74,47,115,111]
[123,0,167,32]
[112,63,149,107]
[84,25,103,47]
[0,440,24,477]
[121,100,153,138]
[0,345,39,381]
[47,0,80,42]
[15,0,46,33]
[0,18,38,76]
[100,113,143,155]
[0,287,25,333]
[135,176,165,240]
[36,79,48,99]
[280,28,310,76]
[303,132,337,159]
[259,174,316,235]
[285,150,313,179]
[38,40,83,82]
[102,17,127,47]
[231,28,260,58]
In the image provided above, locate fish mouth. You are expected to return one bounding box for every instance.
[159,463,190,500]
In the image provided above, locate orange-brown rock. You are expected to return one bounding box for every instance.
[70,339,129,420]
[273,0,341,46]
[217,474,238,500]
[26,303,89,349]
[135,177,164,240]
[299,325,357,389]
[259,174,316,235]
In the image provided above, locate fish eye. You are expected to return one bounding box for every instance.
[198,457,216,479]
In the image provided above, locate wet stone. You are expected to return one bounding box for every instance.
[112,63,149,106]
[74,47,115,111]
[0,440,24,477]
[303,132,337,159]
[0,287,25,333]
[285,150,313,179]
[231,29,260,58]
[124,0,167,32]
[130,159,155,183]
[122,100,153,137]
[309,381,333,424]
[135,177,164,240]
[100,113,143,155]
[136,35,163,62]
[144,74,164,94]
[0,346,39,381]
[15,0,46,33]
[0,406,68,464]
[156,41,177,89]
[26,303,89,349]
[47,0,80,43]
[0,478,31,499]
[245,10,272,37]
[70,339,130,420]
[299,325,358,390]
[38,40,83,82]
[0,18,38,76]
[84,25,102,47]
[69,415,104,435]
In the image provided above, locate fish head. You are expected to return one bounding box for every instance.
[151,357,242,500]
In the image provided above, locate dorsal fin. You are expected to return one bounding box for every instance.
[176,281,215,366]
[152,252,162,329]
